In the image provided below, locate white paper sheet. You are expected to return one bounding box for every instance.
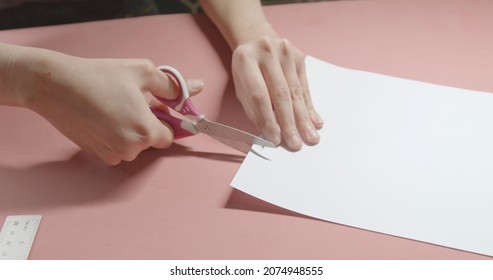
[231,56,493,257]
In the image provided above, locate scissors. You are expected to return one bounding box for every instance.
[150,65,276,157]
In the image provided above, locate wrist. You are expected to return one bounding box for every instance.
[230,22,278,50]
[0,44,46,109]
[0,43,22,106]
[2,45,62,112]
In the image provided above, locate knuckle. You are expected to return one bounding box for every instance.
[114,125,154,161]
[157,131,174,149]
[281,38,291,46]
[259,35,272,46]
[272,86,290,103]
[290,85,304,101]
[232,44,251,61]
[249,90,269,106]
[258,36,276,54]
[115,144,140,162]
[137,129,154,146]
[240,104,259,126]
[280,38,292,55]
[296,48,306,60]
[297,119,313,131]
[264,119,279,132]
[103,155,122,166]
[97,143,121,165]
[112,144,133,161]
[121,150,140,162]
[302,85,311,97]
[136,59,157,75]
[281,122,298,137]
[161,139,173,149]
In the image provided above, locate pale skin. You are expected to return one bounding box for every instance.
[0,42,203,165]
[0,0,323,165]
[200,0,324,149]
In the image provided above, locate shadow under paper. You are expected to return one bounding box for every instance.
[224,188,318,221]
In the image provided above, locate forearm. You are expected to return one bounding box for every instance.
[0,42,52,109]
[199,0,277,50]
[0,42,22,106]
[0,42,78,112]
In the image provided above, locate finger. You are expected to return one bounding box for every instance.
[78,142,112,164]
[261,56,302,150]
[297,56,324,129]
[147,78,201,148]
[114,110,174,154]
[148,95,168,111]
[282,54,320,145]
[73,132,123,165]
[93,142,123,166]
[148,112,175,149]
[233,58,281,145]
[143,66,180,100]
[186,79,204,97]
[146,79,202,110]
[104,156,122,166]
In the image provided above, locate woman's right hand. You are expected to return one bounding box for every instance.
[1,44,203,165]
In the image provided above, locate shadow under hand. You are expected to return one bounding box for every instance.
[0,143,243,213]
[0,151,138,212]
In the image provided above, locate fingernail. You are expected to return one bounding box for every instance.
[306,129,320,143]
[288,134,302,149]
[266,133,281,146]
[189,80,204,91]
[312,113,324,127]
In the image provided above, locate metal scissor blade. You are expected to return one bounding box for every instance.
[209,134,250,154]
[196,118,276,148]
[209,134,270,160]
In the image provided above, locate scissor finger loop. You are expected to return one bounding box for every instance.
[151,65,276,155]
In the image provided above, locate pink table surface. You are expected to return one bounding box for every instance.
[1,0,492,259]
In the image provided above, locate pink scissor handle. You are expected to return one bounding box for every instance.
[150,108,197,139]
[156,65,204,120]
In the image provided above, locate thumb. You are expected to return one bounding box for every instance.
[146,68,204,100]
[186,79,204,97]
[145,68,180,100]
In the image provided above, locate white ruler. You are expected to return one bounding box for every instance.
[0,215,42,260]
